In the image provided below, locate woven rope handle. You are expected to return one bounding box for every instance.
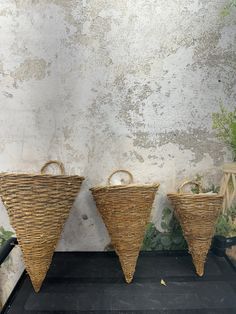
[108,170,134,185]
[40,160,65,175]
[178,180,203,194]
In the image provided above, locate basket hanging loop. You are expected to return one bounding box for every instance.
[108,169,134,185]
[40,160,65,175]
[177,180,203,194]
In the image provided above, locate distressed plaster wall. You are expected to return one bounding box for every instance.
[0,0,235,305]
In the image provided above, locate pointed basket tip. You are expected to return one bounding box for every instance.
[29,267,48,292]
[191,254,205,277]
[195,263,205,277]
[115,246,141,285]
[119,254,137,284]
[31,280,43,293]
[124,273,134,284]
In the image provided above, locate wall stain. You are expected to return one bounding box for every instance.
[63,126,74,141]
[2,91,13,98]
[133,128,226,165]
[10,58,48,82]
[133,151,144,163]
[117,82,155,128]
[0,9,12,16]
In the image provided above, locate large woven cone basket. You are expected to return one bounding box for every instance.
[168,181,223,277]
[91,170,159,283]
[0,160,84,292]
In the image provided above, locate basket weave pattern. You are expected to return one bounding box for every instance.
[0,161,84,292]
[168,181,223,276]
[91,170,159,283]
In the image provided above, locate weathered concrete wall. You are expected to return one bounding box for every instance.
[0,0,235,305]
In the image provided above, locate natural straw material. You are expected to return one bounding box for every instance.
[0,160,84,292]
[168,181,223,276]
[91,170,159,283]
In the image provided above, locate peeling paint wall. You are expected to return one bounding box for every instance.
[0,0,235,305]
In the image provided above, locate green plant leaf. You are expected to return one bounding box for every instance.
[221,7,230,16]
[172,236,183,245]
[230,121,236,160]
[160,234,172,247]
[162,208,172,216]
[221,0,236,16]
[161,221,168,230]
[212,105,236,160]
[0,226,15,248]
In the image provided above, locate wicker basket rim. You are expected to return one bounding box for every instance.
[167,193,223,198]
[90,182,160,192]
[0,172,85,180]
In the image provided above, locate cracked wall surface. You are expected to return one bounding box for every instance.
[0,0,235,305]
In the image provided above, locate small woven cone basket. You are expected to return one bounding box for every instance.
[168,181,223,276]
[0,161,84,292]
[91,170,159,283]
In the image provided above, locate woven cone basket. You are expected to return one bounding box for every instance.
[91,170,159,283]
[0,161,84,292]
[168,181,223,276]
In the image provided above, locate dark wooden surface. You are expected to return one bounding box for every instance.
[2,251,236,314]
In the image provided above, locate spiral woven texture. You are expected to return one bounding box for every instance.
[167,193,223,276]
[0,170,84,292]
[91,183,159,283]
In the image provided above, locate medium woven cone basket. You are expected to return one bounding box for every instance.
[91,170,159,283]
[0,160,84,292]
[168,181,223,276]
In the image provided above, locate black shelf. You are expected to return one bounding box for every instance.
[1,237,236,314]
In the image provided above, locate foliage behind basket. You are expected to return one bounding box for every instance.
[212,105,236,161]
[142,205,236,251]
[142,208,187,251]
[0,227,14,249]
